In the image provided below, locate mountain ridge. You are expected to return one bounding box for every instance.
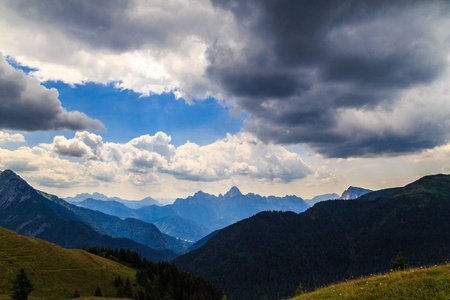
[75,185,310,241]
[304,193,340,206]
[0,170,176,261]
[174,173,450,300]
[339,186,372,200]
[39,190,187,253]
[224,186,242,198]
[65,192,161,208]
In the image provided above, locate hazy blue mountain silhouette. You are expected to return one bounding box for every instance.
[65,192,161,208]
[304,193,340,206]
[75,186,309,241]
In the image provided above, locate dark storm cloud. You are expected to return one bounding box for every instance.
[247,115,448,158]
[9,0,143,52]
[208,0,450,157]
[8,0,212,53]
[0,54,105,132]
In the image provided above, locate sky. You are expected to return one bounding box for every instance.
[0,0,450,201]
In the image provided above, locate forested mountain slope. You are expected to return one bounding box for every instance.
[174,174,450,300]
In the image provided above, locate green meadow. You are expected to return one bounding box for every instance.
[0,227,136,299]
[291,264,450,300]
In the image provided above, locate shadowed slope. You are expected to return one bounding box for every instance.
[174,174,450,300]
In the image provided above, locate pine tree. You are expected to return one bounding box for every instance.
[116,287,124,298]
[72,289,80,298]
[123,277,133,298]
[295,282,304,296]
[391,251,408,271]
[10,268,34,300]
[114,275,123,287]
[94,286,102,297]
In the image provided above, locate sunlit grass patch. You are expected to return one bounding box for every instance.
[291,264,450,300]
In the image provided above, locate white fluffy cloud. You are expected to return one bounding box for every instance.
[0,131,25,143]
[45,131,105,159]
[0,145,89,187]
[128,132,175,158]
[166,133,311,182]
[1,131,312,190]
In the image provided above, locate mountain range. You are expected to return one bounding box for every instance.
[75,185,310,242]
[174,174,450,300]
[40,191,190,253]
[67,185,373,243]
[171,186,309,232]
[2,168,448,300]
[303,187,372,207]
[304,193,340,206]
[0,169,178,260]
[65,192,161,208]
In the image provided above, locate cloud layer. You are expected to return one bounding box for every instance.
[0,0,223,98]
[207,0,450,157]
[0,54,105,131]
[1,131,311,189]
[2,129,449,199]
[1,1,450,157]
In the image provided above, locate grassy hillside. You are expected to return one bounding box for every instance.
[0,227,136,300]
[291,264,450,300]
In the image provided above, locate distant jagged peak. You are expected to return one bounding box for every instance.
[80,197,103,203]
[194,190,205,196]
[339,186,373,200]
[91,192,109,200]
[0,169,39,208]
[0,169,19,178]
[225,186,242,198]
[0,169,27,185]
[72,192,109,201]
[79,197,129,208]
[192,190,212,197]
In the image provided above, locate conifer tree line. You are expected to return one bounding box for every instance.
[86,246,226,300]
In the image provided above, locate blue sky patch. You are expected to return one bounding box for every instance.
[42,81,246,146]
